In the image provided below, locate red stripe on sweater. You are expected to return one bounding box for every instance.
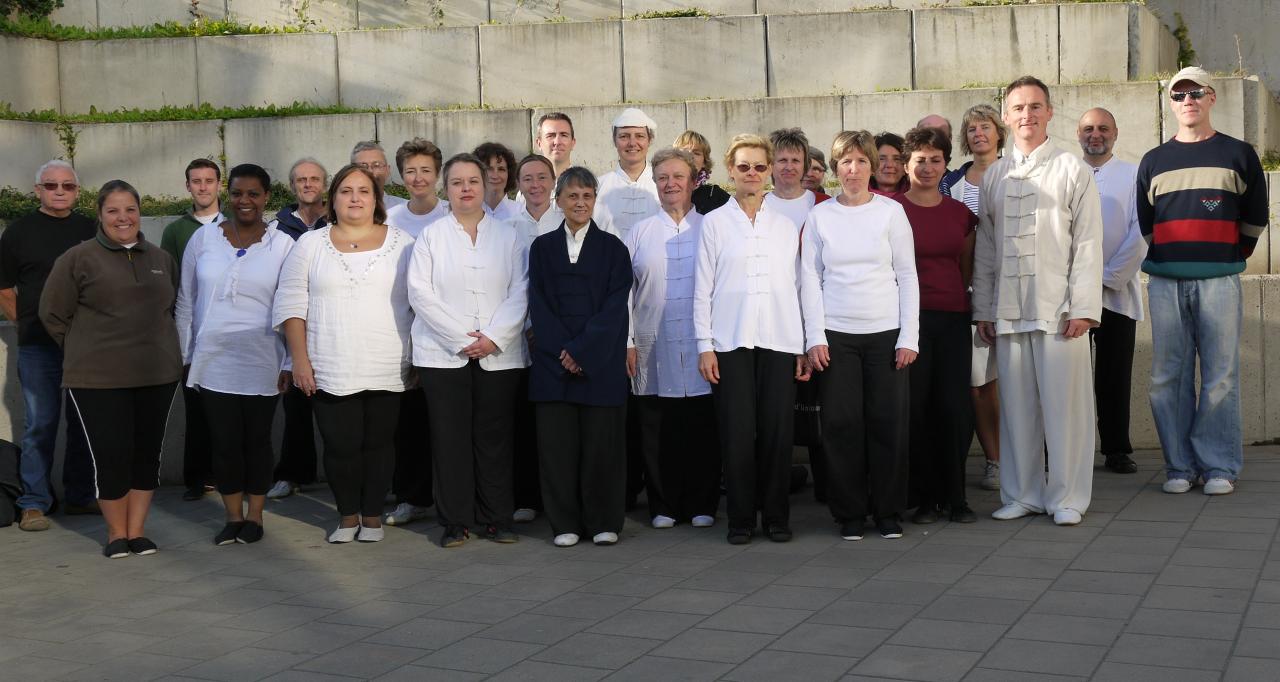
[1153,219,1239,245]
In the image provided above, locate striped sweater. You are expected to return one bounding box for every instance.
[1136,132,1268,279]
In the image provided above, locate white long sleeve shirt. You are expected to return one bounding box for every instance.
[386,200,449,239]
[176,222,293,395]
[625,210,710,397]
[693,199,804,355]
[272,226,415,396]
[799,195,920,352]
[1091,158,1147,321]
[595,163,660,240]
[407,214,529,370]
[510,204,565,253]
[484,196,523,222]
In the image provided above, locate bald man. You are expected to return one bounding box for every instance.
[1077,108,1146,476]
[917,114,953,141]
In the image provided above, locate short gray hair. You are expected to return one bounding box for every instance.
[289,157,328,183]
[555,166,598,197]
[650,148,697,179]
[35,159,77,185]
[349,140,386,163]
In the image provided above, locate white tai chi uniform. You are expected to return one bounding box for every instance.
[971,140,1104,516]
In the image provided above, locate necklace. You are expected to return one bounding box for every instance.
[230,222,248,257]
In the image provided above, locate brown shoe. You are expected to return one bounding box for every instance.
[65,501,102,516]
[19,509,51,532]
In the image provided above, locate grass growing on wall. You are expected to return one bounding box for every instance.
[0,102,381,125]
[0,15,304,40]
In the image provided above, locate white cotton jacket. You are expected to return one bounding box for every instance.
[406,214,529,370]
[594,163,661,239]
[1092,158,1147,321]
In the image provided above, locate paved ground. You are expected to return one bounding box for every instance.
[4,447,1280,682]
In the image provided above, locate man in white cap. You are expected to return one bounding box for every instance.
[1137,66,1268,497]
[594,107,661,239]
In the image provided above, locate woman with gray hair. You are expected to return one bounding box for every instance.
[624,148,719,530]
[527,167,632,547]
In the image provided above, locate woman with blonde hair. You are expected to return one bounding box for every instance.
[675,129,730,215]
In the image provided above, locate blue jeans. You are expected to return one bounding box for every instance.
[1148,275,1242,482]
[16,345,95,510]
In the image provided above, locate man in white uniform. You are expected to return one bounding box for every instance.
[972,76,1103,526]
[594,108,660,239]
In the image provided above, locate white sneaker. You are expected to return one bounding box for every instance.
[1203,478,1235,496]
[553,533,579,547]
[691,515,715,528]
[980,460,1000,491]
[384,503,430,526]
[652,515,676,529]
[328,526,358,544]
[1162,478,1192,494]
[992,502,1036,520]
[266,480,297,499]
[1053,509,1082,526]
[592,532,618,545]
[357,525,385,542]
[513,508,537,523]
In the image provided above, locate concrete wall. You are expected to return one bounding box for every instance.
[479,21,623,108]
[195,33,340,109]
[622,15,766,102]
[58,38,198,114]
[72,121,223,198]
[913,5,1059,91]
[223,113,376,188]
[1045,81,1164,167]
[0,120,65,192]
[336,27,480,109]
[687,96,842,186]
[0,36,60,113]
[766,11,913,98]
[1145,0,1280,107]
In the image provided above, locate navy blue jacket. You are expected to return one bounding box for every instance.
[527,221,632,407]
[274,204,328,241]
[939,162,972,198]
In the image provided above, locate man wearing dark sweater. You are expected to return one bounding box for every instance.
[0,160,98,530]
[1136,67,1269,497]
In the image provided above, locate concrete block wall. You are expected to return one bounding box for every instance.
[622,15,767,102]
[0,120,64,192]
[58,38,198,114]
[336,27,480,109]
[765,11,913,98]
[479,21,623,108]
[0,36,59,113]
[195,33,340,109]
[72,121,223,198]
[222,113,377,188]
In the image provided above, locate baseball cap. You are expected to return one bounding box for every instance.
[1168,66,1217,96]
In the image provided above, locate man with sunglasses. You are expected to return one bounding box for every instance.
[1137,66,1268,497]
[0,160,98,530]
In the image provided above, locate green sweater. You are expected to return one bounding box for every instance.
[160,208,222,272]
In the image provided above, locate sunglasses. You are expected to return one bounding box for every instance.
[1170,89,1209,102]
[734,163,769,174]
[39,182,78,192]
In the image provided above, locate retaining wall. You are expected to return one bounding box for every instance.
[5,4,1180,116]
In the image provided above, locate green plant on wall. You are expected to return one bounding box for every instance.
[1172,12,1196,68]
[0,0,63,19]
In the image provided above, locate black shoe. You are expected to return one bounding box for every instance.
[767,524,793,543]
[727,527,752,545]
[127,537,158,555]
[949,504,978,524]
[215,521,245,546]
[237,521,264,544]
[182,486,206,501]
[876,517,903,539]
[103,538,130,559]
[440,525,469,548]
[481,525,518,544]
[840,521,864,541]
[911,505,940,525]
[1104,453,1138,474]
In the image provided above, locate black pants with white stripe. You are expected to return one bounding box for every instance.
[67,382,180,501]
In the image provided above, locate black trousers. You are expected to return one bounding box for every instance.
[820,329,909,522]
[273,384,318,484]
[536,401,625,536]
[312,390,400,517]
[201,390,278,496]
[1090,307,1136,456]
[512,370,542,511]
[420,362,521,529]
[67,382,179,501]
[908,312,974,509]
[180,368,213,490]
[636,394,720,521]
[713,347,797,531]
[392,388,434,507]
[625,394,645,506]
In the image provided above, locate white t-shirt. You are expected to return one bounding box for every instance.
[386,200,450,239]
[384,194,409,211]
[763,190,820,231]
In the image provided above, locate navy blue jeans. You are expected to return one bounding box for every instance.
[16,344,95,510]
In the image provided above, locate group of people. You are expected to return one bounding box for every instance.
[0,67,1267,558]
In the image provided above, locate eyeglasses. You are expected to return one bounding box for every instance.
[1170,89,1209,102]
[357,162,389,171]
[39,182,78,192]
[734,163,769,174]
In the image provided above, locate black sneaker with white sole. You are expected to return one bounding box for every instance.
[840,521,864,541]
[876,517,903,539]
[215,522,244,546]
[127,537,158,555]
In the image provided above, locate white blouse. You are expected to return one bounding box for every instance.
[510,204,565,253]
[693,199,804,356]
[407,214,529,370]
[484,196,523,222]
[176,222,294,396]
[595,164,660,239]
[387,199,449,239]
[272,226,415,396]
[625,210,710,397]
[763,190,820,231]
[799,195,920,352]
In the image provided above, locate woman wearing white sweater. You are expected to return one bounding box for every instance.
[801,130,920,542]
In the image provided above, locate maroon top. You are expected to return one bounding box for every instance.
[894,194,977,312]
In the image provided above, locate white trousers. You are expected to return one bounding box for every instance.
[995,330,1095,514]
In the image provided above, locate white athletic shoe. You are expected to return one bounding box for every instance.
[652,515,676,529]
[691,515,715,528]
[1162,478,1192,494]
[266,480,297,499]
[991,502,1036,520]
[553,533,579,547]
[384,503,430,526]
[513,508,537,523]
[592,532,618,545]
[1203,478,1235,496]
[1053,509,1082,526]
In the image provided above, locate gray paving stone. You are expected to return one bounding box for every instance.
[876,560,973,584]
[769,623,890,657]
[606,654,734,681]
[844,580,948,606]
[699,604,813,634]
[294,642,424,678]
[774,566,876,589]
[578,571,684,598]
[1224,656,1280,681]
[808,547,903,570]
[1229,627,1280,659]
[1125,608,1243,640]
[946,575,1052,601]
[586,609,703,641]
[1030,591,1142,619]
[621,556,717,578]
[0,655,89,680]
[253,621,380,654]
[1005,612,1125,646]
[979,638,1107,676]
[1182,530,1274,551]
[633,588,741,615]
[528,560,627,581]
[887,619,1007,651]
[1143,584,1252,613]
[487,660,608,681]
[385,580,488,606]
[991,539,1086,560]
[39,630,171,665]
[374,665,485,681]
[476,577,585,602]
[530,631,660,669]
[810,599,923,629]
[532,592,642,621]
[1156,564,1260,590]
[676,569,778,594]
[1101,520,1190,538]
[434,562,538,586]
[739,584,847,610]
[1191,515,1278,534]
[650,628,777,664]
[1105,633,1232,670]
[724,650,857,681]
[972,555,1072,580]
[430,596,537,624]
[260,672,357,682]
[59,652,201,681]
[413,636,544,674]
[852,644,981,682]
[318,599,434,628]
[141,626,270,660]
[1243,602,1280,629]
[1088,535,1181,556]
[1069,551,1169,573]
[960,668,1084,681]
[176,647,313,681]
[1253,579,1280,602]
[1169,547,1267,569]
[365,617,486,650]
[918,596,1031,625]
[1091,662,1220,682]
[476,613,595,645]
[1051,569,1155,595]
